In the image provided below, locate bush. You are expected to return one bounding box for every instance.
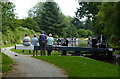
[77,29,93,38]
[2,27,37,44]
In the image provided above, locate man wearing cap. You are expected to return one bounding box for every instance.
[47,34,54,56]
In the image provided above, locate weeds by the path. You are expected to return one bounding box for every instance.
[2,53,13,72]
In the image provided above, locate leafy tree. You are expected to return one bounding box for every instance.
[1,2,16,34]
[63,16,79,37]
[71,18,85,29]
[84,18,92,30]
[29,2,66,37]
[40,2,66,36]
[28,2,44,26]
[77,29,92,38]
[22,17,40,32]
[76,2,101,20]
[94,2,120,43]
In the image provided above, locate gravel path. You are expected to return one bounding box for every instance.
[2,47,67,77]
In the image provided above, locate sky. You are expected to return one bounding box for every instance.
[10,0,79,19]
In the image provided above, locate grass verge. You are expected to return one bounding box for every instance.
[1,44,15,48]
[109,44,120,54]
[2,53,13,73]
[11,48,62,56]
[11,46,119,77]
[33,56,118,77]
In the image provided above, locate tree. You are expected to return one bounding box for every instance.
[84,18,92,30]
[77,29,92,38]
[1,2,16,34]
[75,2,101,32]
[28,2,44,22]
[94,2,120,43]
[29,2,66,37]
[76,2,101,20]
[63,16,79,37]
[71,18,85,29]
[22,17,40,32]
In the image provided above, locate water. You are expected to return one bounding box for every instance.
[68,38,88,47]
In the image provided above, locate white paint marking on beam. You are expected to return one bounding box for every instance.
[108,48,113,51]
[16,45,34,50]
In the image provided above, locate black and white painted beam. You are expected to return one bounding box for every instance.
[15,45,113,52]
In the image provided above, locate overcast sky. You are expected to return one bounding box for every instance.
[10,0,79,19]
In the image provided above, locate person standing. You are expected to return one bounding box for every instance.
[62,38,69,46]
[32,34,38,56]
[39,32,47,56]
[61,38,69,55]
[47,34,54,56]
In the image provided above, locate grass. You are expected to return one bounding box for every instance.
[1,44,14,73]
[113,51,120,54]
[11,46,119,77]
[2,53,13,73]
[11,48,62,56]
[11,48,33,55]
[108,43,120,54]
[1,44,15,48]
[0,54,1,73]
[33,56,118,77]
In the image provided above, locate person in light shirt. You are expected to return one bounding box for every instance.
[23,34,31,46]
[23,34,31,53]
[32,34,38,56]
[47,34,54,56]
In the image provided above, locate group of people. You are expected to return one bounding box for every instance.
[23,33,54,56]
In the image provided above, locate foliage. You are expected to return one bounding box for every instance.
[1,2,38,45]
[34,56,118,77]
[63,16,79,37]
[71,18,85,29]
[1,44,15,48]
[2,27,36,44]
[94,2,120,43]
[2,53,13,72]
[28,2,44,18]
[1,2,17,34]
[40,2,66,36]
[77,29,92,38]
[22,17,40,32]
[28,2,81,37]
[76,2,120,45]
[75,2,101,37]
[76,2,101,20]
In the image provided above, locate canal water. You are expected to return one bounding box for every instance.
[54,38,88,47]
[67,38,88,47]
